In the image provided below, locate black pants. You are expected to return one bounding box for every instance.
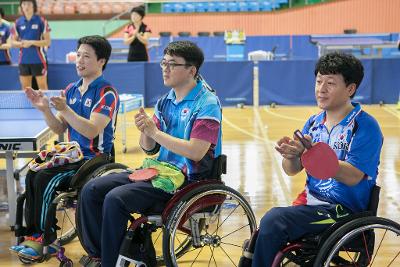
[24,161,85,235]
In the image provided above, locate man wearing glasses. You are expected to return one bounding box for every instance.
[78,41,222,267]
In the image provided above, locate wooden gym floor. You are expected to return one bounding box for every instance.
[0,105,399,266]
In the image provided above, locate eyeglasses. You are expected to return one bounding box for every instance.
[159,61,191,70]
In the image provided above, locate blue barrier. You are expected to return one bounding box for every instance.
[8,34,399,64]
[1,59,399,106]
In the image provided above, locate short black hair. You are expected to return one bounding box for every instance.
[0,7,5,18]
[163,41,204,77]
[20,0,37,13]
[130,5,145,18]
[77,35,112,71]
[314,52,364,98]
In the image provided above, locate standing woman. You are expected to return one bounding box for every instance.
[0,7,12,65]
[11,0,51,90]
[123,5,151,62]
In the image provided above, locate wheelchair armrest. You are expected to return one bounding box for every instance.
[69,154,112,189]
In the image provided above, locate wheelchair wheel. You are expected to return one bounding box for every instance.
[55,192,78,246]
[313,216,400,267]
[163,183,257,266]
[76,163,130,255]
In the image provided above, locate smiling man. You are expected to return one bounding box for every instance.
[247,52,384,267]
[10,35,119,260]
[78,41,222,267]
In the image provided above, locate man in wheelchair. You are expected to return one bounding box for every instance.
[78,41,223,267]
[249,52,383,266]
[10,35,119,260]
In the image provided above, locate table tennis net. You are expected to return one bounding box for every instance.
[0,90,61,109]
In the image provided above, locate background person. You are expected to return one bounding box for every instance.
[123,5,151,62]
[0,7,11,65]
[11,0,51,90]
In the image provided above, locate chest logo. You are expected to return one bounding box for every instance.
[84,98,92,107]
[20,25,26,31]
[31,24,39,30]
[69,98,77,105]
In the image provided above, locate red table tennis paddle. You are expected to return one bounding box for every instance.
[129,168,159,182]
[294,130,339,179]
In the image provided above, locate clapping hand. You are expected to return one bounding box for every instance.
[24,87,49,112]
[49,90,67,111]
[275,134,311,159]
[134,107,158,138]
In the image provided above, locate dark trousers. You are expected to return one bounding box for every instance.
[252,204,351,267]
[24,161,84,235]
[78,172,173,267]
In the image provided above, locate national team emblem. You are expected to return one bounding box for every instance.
[84,98,92,107]
[181,108,190,118]
[69,98,77,105]
[31,24,39,30]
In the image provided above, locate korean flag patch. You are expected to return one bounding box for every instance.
[84,98,92,107]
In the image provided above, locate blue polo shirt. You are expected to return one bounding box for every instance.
[300,102,383,212]
[64,75,119,159]
[13,14,50,64]
[153,80,222,181]
[0,21,11,64]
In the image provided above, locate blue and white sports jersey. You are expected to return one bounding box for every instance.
[153,80,222,181]
[0,21,11,63]
[300,102,383,213]
[64,75,119,159]
[13,15,50,64]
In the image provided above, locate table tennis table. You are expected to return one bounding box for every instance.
[119,94,144,153]
[310,35,398,58]
[0,90,60,227]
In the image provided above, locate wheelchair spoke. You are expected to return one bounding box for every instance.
[362,231,372,265]
[387,251,400,267]
[220,241,242,248]
[342,247,359,266]
[220,223,250,239]
[370,228,387,266]
[175,232,189,247]
[208,246,217,267]
[211,202,239,236]
[190,246,204,267]
[153,229,162,244]
[218,244,238,266]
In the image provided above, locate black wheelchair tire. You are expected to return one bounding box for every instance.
[313,216,400,267]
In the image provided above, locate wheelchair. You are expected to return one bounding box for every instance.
[13,153,114,266]
[75,154,258,266]
[239,185,400,267]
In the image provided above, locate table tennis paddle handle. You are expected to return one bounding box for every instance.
[294,130,312,149]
